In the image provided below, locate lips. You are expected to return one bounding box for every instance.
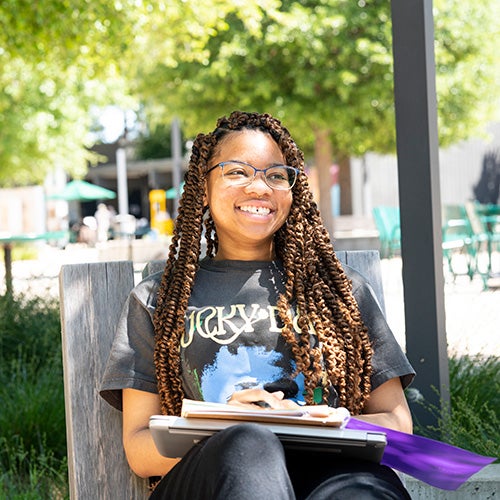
[238,205,272,216]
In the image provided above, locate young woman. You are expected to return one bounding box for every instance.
[101,111,415,499]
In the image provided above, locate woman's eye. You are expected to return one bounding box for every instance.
[268,172,287,181]
[225,167,249,177]
[267,169,288,181]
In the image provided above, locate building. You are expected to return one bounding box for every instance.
[83,141,187,219]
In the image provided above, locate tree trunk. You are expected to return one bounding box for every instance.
[338,155,352,215]
[313,128,334,236]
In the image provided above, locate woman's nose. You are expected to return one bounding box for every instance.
[244,171,273,194]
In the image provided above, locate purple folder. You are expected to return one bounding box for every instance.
[346,418,496,490]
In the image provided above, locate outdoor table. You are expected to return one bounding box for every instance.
[0,231,68,295]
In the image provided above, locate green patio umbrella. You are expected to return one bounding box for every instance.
[48,180,117,202]
[165,182,185,199]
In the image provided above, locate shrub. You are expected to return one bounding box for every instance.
[415,354,500,461]
[0,292,68,498]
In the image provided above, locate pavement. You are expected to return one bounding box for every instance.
[1,240,499,358]
[380,254,500,357]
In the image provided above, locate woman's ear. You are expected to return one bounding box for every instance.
[203,181,208,208]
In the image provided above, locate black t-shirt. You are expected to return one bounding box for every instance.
[100,258,415,411]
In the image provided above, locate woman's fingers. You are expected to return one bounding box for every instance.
[227,388,299,409]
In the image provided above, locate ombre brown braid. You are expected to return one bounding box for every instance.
[152,111,372,416]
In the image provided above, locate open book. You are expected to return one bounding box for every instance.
[180,399,351,428]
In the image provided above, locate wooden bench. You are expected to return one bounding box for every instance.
[59,261,150,499]
[61,250,431,498]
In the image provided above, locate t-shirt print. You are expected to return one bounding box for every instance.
[180,299,307,405]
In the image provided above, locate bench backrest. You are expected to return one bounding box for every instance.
[59,262,150,499]
[59,250,384,499]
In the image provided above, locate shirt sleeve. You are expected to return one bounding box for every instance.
[345,266,416,392]
[99,275,160,411]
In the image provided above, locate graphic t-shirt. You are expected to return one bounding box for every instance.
[180,259,308,404]
[100,258,415,411]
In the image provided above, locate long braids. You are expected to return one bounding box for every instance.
[153,111,372,416]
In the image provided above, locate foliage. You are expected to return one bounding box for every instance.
[1,0,498,188]
[0,0,271,186]
[433,0,500,144]
[415,354,500,461]
[0,293,68,498]
[136,0,500,157]
[136,0,397,157]
[135,123,186,160]
[0,0,136,186]
[0,435,68,500]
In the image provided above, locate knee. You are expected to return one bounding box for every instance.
[210,423,285,462]
[220,423,282,451]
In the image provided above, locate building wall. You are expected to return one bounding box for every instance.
[351,121,500,215]
[0,186,46,235]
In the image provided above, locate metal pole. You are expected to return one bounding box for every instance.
[116,147,129,216]
[391,0,450,433]
[171,118,182,219]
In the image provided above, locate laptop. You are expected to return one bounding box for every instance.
[149,415,387,463]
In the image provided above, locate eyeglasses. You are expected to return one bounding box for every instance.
[206,160,298,191]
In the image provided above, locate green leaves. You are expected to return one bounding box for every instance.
[1,0,498,186]
[0,0,146,185]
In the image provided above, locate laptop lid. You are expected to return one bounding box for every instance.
[149,415,387,463]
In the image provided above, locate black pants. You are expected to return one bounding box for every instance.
[150,423,411,500]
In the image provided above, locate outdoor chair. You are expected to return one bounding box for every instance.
[58,250,385,499]
[441,204,475,280]
[464,201,500,287]
[372,204,478,280]
[372,206,401,259]
[58,251,498,498]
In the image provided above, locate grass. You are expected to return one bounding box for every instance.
[0,292,68,499]
[0,244,39,263]
[0,291,498,497]
[415,354,500,461]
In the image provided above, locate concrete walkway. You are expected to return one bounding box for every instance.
[380,254,500,357]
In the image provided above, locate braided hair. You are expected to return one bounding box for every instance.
[153,111,372,416]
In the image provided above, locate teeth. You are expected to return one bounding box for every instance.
[239,205,271,215]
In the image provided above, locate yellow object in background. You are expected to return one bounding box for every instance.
[149,190,173,235]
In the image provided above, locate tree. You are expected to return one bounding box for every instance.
[134,0,500,231]
[0,0,137,186]
[1,0,498,203]
[0,0,273,186]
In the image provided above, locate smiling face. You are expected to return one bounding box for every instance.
[205,130,293,261]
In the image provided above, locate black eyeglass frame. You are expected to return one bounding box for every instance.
[205,160,299,191]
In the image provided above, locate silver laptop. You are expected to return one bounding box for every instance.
[149,415,387,463]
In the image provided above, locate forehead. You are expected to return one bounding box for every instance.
[213,130,284,164]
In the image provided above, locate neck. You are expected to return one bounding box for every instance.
[214,244,276,262]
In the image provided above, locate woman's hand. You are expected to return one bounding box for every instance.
[226,388,300,410]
